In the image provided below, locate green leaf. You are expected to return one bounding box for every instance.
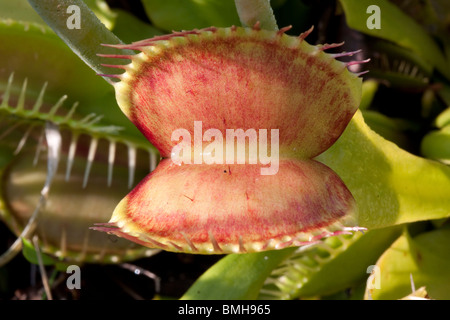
[234,0,278,30]
[359,80,378,111]
[369,227,450,299]
[21,237,57,266]
[364,37,434,88]
[181,98,450,301]
[339,0,450,79]
[110,9,163,43]
[258,226,402,299]
[183,226,402,300]
[317,110,450,229]
[27,0,134,81]
[141,0,241,31]
[361,110,411,149]
[21,238,71,271]
[0,0,46,24]
[0,20,148,145]
[0,0,116,29]
[181,248,296,300]
[0,19,110,104]
[436,107,450,129]
[421,126,450,165]
[83,0,117,30]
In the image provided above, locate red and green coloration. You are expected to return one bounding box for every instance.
[94,25,366,254]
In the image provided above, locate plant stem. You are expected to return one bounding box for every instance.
[234,0,278,31]
[27,0,133,85]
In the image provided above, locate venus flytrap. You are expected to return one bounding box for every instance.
[91,24,367,253]
[339,0,450,79]
[183,73,450,298]
[181,0,450,299]
[361,38,433,89]
[24,0,450,299]
[26,1,366,255]
[0,1,162,266]
[257,226,403,299]
[0,72,161,264]
[2,143,160,264]
[0,18,135,139]
[93,1,450,251]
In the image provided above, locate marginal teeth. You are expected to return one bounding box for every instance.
[330,49,362,58]
[1,72,118,137]
[48,94,68,117]
[354,70,370,77]
[127,143,136,189]
[276,25,292,36]
[83,136,99,188]
[252,21,261,30]
[0,120,22,140]
[61,133,152,188]
[149,149,157,172]
[100,63,128,70]
[79,113,97,124]
[398,60,406,73]
[107,140,116,187]
[84,114,104,127]
[347,59,371,74]
[318,42,345,51]
[1,71,155,195]
[14,124,34,155]
[1,72,14,108]
[97,73,122,79]
[381,52,390,70]
[410,65,418,77]
[63,102,78,122]
[346,58,371,67]
[65,132,79,181]
[298,25,314,41]
[32,82,48,113]
[404,62,411,75]
[96,53,133,60]
[33,127,46,166]
[16,77,28,111]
